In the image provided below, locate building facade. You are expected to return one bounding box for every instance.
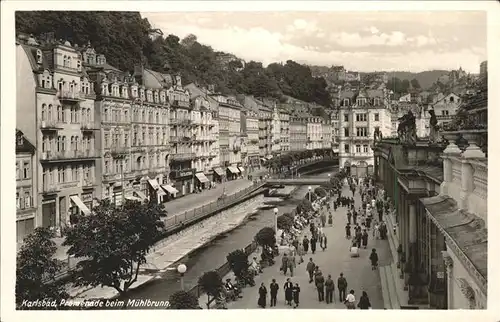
[290,110,308,153]
[321,116,332,150]
[337,89,392,176]
[306,115,323,150]
[243,106,260,172]
[17,37,100,232]
[279,107,290,153]
[271,105,281,154]
[429,93,462,128]
[16,130,37,243]
[330,110,340,153]
[257,100,273,159]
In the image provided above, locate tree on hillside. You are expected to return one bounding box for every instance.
[181,34,198,48]
[16,228,69,308]
[410,78,421,89]
[401,79,411,92]
[62,199,165,296]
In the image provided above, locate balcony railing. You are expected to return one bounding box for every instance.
[57,91,85,102]
[40,120,63,131]
[80,124,96,132]
[171,153,196,161]
[40,150,97,161]
[110,147,128,156]
[181,136,192,142]
[169,118,178,125]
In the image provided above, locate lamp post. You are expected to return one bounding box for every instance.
[308,186,312,202]
[273,207,279,247]
[177,263,187,290]
[328,174,331,197]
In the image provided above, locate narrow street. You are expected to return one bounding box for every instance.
[227,184,392,309]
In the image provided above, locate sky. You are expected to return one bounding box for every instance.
[142,11,487,73]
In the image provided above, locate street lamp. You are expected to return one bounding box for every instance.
[273,207,279,246]
[177,263,187,290]
[308,186,312,202]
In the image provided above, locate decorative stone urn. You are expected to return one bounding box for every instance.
[442,132,462,155]
[461,130,486,159]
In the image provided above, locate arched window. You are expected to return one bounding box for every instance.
[57,136,62,152]
[48,104,53,121]
[136,156,142,170]
[67,57,72,68]
[62,136,67,151]
[75,136,79,151]
[41,104,47,121]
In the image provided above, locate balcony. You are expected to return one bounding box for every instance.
[110,147,128,157]
[179,119,192,126]
[171,100,191,109]
[169,118,178,125]
[80,123,97,133]
[171,153,196,161]
[40,120,63,131]
[57,91,85,102]
[40,150,98,162]
[181,136,192,143]
[169,136,180,143]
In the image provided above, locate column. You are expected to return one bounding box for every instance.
[409,201,417,244]
[441,250,454,309]
[459,160,474,210]
[440,133,461,195]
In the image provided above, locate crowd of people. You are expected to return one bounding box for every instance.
[252,173,391,309]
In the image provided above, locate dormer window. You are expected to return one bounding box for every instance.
[36,49,43,64]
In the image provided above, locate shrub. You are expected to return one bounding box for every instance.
[168,290,200,309]
[304,192,317,202]
[198,271,223,298]
[254,227,276,247]
[277,214,293,232]
[283,212,295,220]
[297,198,313,214]
[227,249,249,279]
[314,187,327,198]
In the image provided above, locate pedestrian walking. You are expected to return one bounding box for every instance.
[320,232,327,251]
[297,241,305,264]
[325,274,335,304]
[345,223,351,239]
[269,279,279,307]
[369,248,379,270]
[328,213,333,226]
[355,229,362,248]
[353,211,358,225]
[362,229,369,249]
[314,270,325,302]
[292,283,301,308]
[284,278,294,306]
[258,282,267,308]
[288,253,296,277]
[310,235,317,254]
[320,212,326,227]
[281,253,289,275]
[302,235,309,253]
[347,211,352,225]
[344,290,356,309]
[357,291,371,309]
[306,258,316,283]
[337,273,348,302]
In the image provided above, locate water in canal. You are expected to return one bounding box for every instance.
[125,181,325,308]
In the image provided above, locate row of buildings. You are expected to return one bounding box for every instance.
[15,35,341,242]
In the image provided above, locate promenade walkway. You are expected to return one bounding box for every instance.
[226,184,392,309]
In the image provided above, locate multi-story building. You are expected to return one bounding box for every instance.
[290,109,308,153]
[211,95,243,180]
[16,130,37,243]
[271,104,281,154]
[338,88,392,176]
[428,92,462,128]
[306,114,323,150]
[257,99,273,160]
[242,106,260,172]
[330,110,340,153]
[479,60,487,78]
[321,116,332,150]
[184,83,218,190]
[279,107,290,153]
[17,36,99,233]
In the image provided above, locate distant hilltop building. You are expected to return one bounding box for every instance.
[215,52,245,71]
[148,28,164,41]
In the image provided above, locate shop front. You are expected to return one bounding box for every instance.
[161,183,179,201]
[226,166,240,180]
[169,168,195,197]
[69,195,92,225]
[212,167,226,183]
[147,178,166,204]
[195,171,210,190]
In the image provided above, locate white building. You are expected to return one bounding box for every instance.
[429,92,462,128]
[306,115,323,150]
[337,89,391,176]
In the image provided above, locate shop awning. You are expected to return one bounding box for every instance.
[157,188,167,196]
[227,166,240,174]
[147,179,161,190]
[420,195,487,287]
[213,167,225,176]
[195,172,210,183]
[238,167,245,173]
[162,185,179,195]
[133,190,148,201]
[70,196,91,215]
[125,196,142,202]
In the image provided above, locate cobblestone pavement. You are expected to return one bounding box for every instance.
[226,184,392,310]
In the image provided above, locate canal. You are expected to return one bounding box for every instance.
[124,171,332,308]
